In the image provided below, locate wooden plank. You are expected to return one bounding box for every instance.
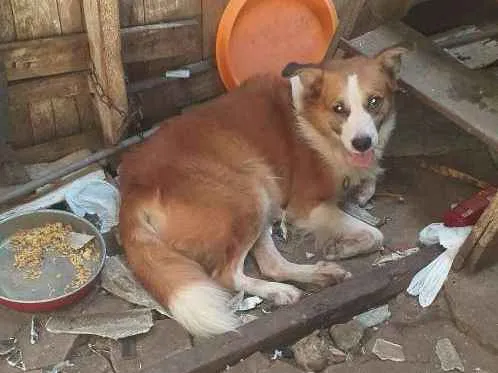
[29,100,56,144]
[52,97,81,137]
[0,34,89,81]
[143,248,439,373]
[83,0,128,145]
[14,130,101,164]
[75,94,96,131]
[8,72,89,105]
[122,20,201,64]
[201,0,228,58]
[0,0,15,42]
[1,22,201,81]
[119,0,145,26]
[132,68,224,124]
[10,0,62,40]
[143,0,200,23]
[341,22,498,149]
[454,193,498,272]
[8,103,33,147]
[57,0,84,34]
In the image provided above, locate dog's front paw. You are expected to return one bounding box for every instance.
[310,261,352,287]
[267,283,302,305]
[326,228,383,260]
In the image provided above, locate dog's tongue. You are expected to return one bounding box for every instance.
[348,149,374,168]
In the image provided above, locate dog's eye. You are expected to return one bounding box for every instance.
[367,96,383,111]
[333,102,346,114]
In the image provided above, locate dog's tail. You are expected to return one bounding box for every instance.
[124,235,241,337]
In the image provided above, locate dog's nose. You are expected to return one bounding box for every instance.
[351,136,372,152]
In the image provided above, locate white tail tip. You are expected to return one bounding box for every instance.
[169,282,242,337]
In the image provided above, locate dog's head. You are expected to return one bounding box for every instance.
[287,47,406,169]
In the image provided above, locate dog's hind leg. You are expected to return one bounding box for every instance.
[252,228,351,287]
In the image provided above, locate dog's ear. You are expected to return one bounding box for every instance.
[295,67,323,101]
[376,47,408,79]
[281,62,319,78]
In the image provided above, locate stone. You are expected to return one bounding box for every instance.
[389,292,450,326]
[354,305,391,328]
[435,338,464,372]
[330,320,365,352]
[0,305,31,340]
[444,268,498,353]
[372,338,405,362]
[291,331,345,372]
[228,352,303,373]
[110,319,192,373]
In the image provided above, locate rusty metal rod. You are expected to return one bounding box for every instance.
[0,127,158,206]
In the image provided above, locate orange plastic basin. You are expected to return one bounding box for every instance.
[216,0,338,90]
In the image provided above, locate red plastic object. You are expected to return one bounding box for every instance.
[443,186,497,227]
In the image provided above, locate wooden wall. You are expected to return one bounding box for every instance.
[0,0,227,161]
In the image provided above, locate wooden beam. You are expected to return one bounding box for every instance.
[0,34,89,81]
[14,130,101,164]
[341,22,498,149]
[8,72,89,105]
[454,193,498,272]
[142,248,439,373]
[122,20,201,64]
[83,0,128,145]
[0,20,202,82]
[202,0,228,58]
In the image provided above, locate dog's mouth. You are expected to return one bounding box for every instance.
[346,149,375,168]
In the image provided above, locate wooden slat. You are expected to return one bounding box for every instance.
[14,130,101,164]
[0,0,15,42]
[29,100,56,144]
[143,0,200,23]
[143,248,439,373]
[202,0,228,58]
[132,68,224,124]
[57,0,84,34]
[8,103,33,147]
[0,34,89,81]
[75,94,96,131]
[8,72,89,105]
[1,21,202,82]
[10,0,62,40]
[52,97,80,137]
[119,0,145,26]
[83,0,128,145]
[122,20,201,64]
[342,22,498,149]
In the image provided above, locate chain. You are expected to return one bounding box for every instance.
[88,61,145,138]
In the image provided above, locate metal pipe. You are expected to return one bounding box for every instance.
[0,127,159,205]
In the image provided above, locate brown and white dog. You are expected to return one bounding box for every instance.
[118,47,406,337]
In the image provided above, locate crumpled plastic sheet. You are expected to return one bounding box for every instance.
[407,223,472,307]
[65,179,120,233]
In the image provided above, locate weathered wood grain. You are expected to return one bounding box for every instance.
[143,248,439,373]
[8,103,33,147]
[29,100,56,144]
[57,0,84,34]
[119,0,145,26]
[143,0,200,23]
[83,0,128,145]
[201,0,228,58]
[52,97,80,137]
[0,34,89,81]
[122,20,201,63]
[8,72,89,105]
[10,0,62,40]
[342,22,498,149]
[75,94,96,132]
[0,0,15,42]
[14,130,101,164]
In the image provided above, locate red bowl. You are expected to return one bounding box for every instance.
[0,209,106,312]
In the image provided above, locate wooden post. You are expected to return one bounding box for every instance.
[83,0,128,145]
[453,193,498,272]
